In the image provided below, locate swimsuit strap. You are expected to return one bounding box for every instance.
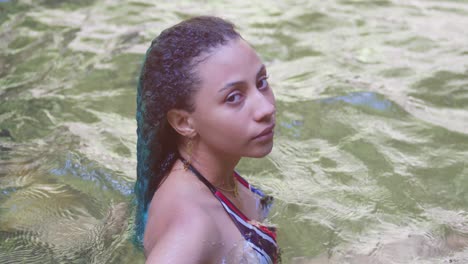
[179,157,218,194]
[179,156,274,224]
[179,157,252,230]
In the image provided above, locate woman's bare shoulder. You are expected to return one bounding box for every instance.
[143,170,220,259]
[145,204,219,264]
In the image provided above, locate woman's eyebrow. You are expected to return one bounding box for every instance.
[218,64,266,93]
[256,64,266,78]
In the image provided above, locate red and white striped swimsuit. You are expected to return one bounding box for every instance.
[181,158,279,264]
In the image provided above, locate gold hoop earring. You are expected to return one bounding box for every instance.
[183,138,193,171]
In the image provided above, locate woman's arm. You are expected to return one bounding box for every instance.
[145,208,216,264]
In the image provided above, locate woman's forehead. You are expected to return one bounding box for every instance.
[194,38,263,89]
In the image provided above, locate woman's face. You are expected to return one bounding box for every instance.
[190,38,276,159]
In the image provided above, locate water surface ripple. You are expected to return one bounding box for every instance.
[1,0,467,263]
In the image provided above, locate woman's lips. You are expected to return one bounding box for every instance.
[252,123,275,140]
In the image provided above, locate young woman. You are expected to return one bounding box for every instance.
[135,16,279,264]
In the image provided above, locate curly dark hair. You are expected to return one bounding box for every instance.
[134,16,241,246]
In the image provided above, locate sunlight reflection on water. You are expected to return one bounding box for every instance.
[0,0,467,263]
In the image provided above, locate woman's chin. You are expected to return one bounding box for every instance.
[247,142,274,158]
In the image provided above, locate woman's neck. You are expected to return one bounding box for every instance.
[179,142,240,187]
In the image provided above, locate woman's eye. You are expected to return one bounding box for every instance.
[226,93,242,104]
[257,76,269,90]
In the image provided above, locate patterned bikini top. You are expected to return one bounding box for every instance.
[180,158,279,264]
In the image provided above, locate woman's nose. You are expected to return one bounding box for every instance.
[253,90,276,122]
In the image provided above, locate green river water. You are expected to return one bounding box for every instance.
[1,0,467,263]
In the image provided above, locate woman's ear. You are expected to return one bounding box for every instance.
[167,109,196,138]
